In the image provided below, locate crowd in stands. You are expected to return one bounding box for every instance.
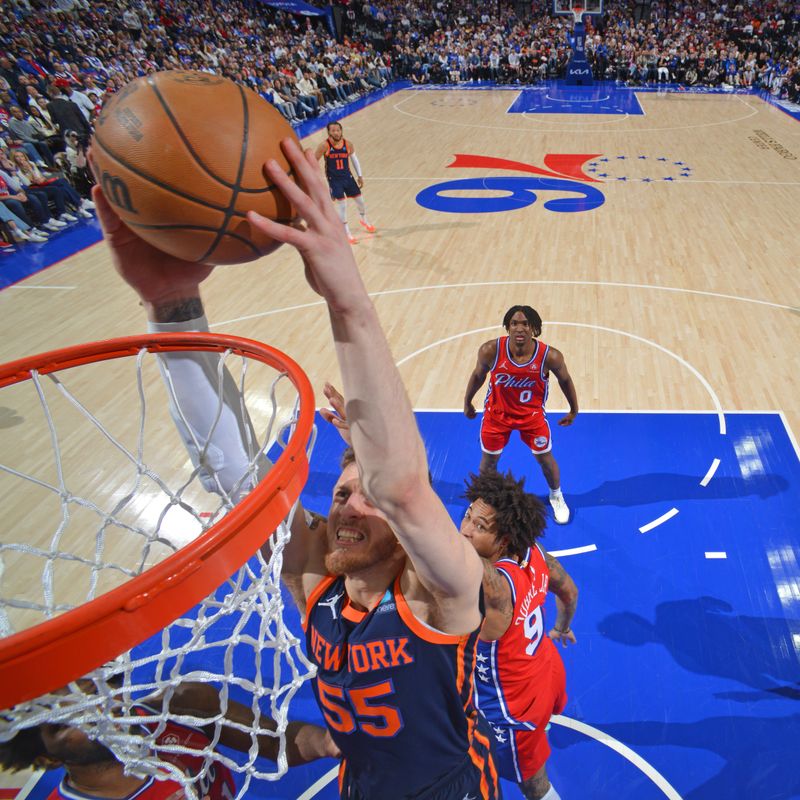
[363,0,799,93]
[1,0,798,251]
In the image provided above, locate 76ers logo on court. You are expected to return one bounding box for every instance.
[416,153,606,214]
[416,154,692,214]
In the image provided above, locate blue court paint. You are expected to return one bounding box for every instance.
[507,85,645,115]
[0,218,102,290]
[23,411,800,799]
[415,176,606,214]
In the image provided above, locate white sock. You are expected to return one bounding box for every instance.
[335,200,347,224]
[354,195,368,219]
[550,487,562,499]
[540,784,561,800]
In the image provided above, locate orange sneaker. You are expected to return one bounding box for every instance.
[359,220,376,233]
[348,236,358,245]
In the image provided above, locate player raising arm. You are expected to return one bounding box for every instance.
[92,139,499,798]
[246,140,499,799]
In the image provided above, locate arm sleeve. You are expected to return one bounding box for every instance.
[147,315,271,500]
[350,152,362,177]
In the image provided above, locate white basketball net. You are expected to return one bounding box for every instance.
[0,342,317,798]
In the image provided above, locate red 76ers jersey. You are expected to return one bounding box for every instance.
[484,336,550,424]
[474,544,562,726]
[49,705,237,800]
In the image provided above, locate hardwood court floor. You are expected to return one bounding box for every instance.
[2,86,798,434]
[1,85,799,799]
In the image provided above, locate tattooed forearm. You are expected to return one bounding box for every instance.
[151,297,205,323]
[481,558,513,616]
[544,551,578,619]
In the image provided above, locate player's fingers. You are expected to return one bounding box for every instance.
[319,408,337,424]
[323,382,346,415]
[247,209,308,249]
[91,184,123,236]
[277,138,332,215]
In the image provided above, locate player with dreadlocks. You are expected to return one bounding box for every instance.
[461,470,579,800]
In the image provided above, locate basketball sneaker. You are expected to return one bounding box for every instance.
[359,219,376,233]
[549,493,570,525]
[348,236,358,245]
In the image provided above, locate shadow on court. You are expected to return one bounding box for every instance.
[598,596,800,693]
[569,471,788,508]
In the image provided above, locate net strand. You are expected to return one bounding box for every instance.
[0,343,316,798]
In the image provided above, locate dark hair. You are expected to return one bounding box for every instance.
[463,471,547,560]
[340,446,356,469]
[326,121,343,132]
[502,305,542,337]
[0,727,47,772]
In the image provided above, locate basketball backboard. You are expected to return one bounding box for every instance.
[553,0,603,20]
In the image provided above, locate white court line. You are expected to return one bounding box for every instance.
[505,90,523,114]
[211,279,799,328]
[550,544,598,557]
[14,770,46,800]
[522,111,631,124]
[297,765,339,800]
[639,507,679,533]
[395,321,727,436]
[700,458,721,486]
[778,411,800,463]
[552,715,684,799]
[299,714,684,799]
[392,89,760,133]
[705,552,728,559]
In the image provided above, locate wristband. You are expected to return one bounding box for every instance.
[554,626,571,634]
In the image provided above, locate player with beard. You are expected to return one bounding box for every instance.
[259,140,499,798]
[0,681,337,800]
[86,139,500,799]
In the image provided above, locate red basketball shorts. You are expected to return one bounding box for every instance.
[480,410,552,455]
[488,656,567,782]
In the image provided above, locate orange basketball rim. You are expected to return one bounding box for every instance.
[0,332,314,710]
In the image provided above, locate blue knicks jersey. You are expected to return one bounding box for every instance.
[324,138,352,179]
[305,574,499,799]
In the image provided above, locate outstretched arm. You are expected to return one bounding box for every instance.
[464,340,496,418]
[546,347,579,427]
[545,551,578,646]
[248,140,483,632]
[94,183,326,598]
[167,682,339,766]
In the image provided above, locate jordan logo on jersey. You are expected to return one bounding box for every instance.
[318,591,344,619]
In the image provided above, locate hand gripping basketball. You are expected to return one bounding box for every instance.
[90,71,301,265]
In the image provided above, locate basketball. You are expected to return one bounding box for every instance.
[90,71,300,265]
